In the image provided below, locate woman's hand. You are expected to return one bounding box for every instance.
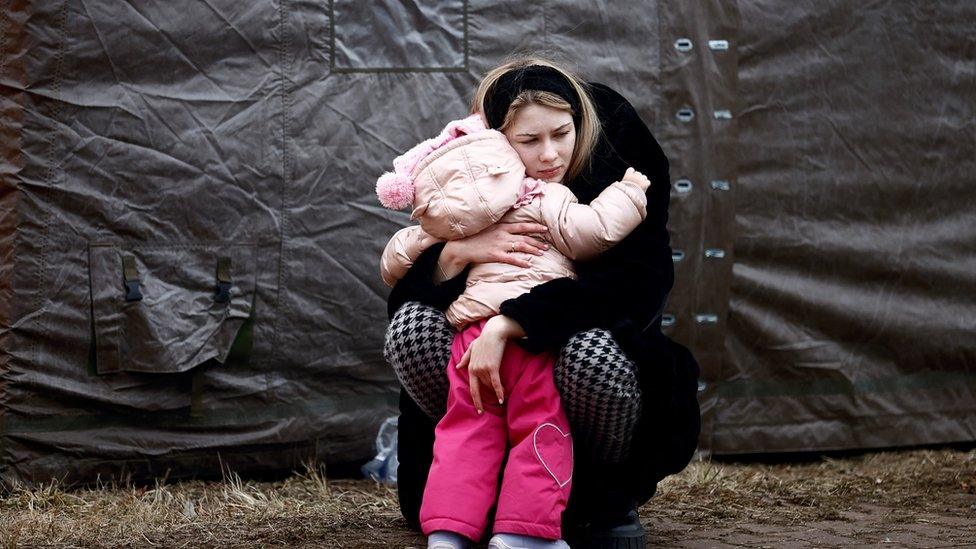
[455,316,527,413]
[437,222,550,280]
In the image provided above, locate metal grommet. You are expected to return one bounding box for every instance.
[704,248,726,259]
[711,180,731,191]
[674,38,694,52]
[674,179,693,193]
[676,107,695,122]
[695,313,719,325]
[672,249,685,262]
[697,380,708,392]
[708,39,729,51]
[661,313,676,327]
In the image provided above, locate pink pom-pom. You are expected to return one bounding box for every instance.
[376,172,414,210]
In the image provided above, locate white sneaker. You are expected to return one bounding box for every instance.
[487,533,570,549]
[427,530,472,549]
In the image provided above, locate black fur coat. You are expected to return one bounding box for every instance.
[386,82,701,528]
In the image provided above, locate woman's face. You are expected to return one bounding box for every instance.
[503,104,576,183]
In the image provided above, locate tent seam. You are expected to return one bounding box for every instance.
[0,0,11,481]
[30,0,69,440]
[269,0,293,373]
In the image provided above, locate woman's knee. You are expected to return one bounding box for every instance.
[554,328,641,462]
[384,302,453,370]
[383,302,455,420]
[554,328,641,405]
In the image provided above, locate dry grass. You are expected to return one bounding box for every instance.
[0,463,412,548]
[648,447,976,527]
[1,449,974,548]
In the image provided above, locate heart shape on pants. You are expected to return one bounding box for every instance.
[532,422,573,488]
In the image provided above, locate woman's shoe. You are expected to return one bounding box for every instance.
[585,509,646,549]
[487,533,570,549]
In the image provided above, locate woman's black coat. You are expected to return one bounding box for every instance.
[387,82,701,528]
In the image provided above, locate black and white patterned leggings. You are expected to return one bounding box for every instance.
[384,302,641,463]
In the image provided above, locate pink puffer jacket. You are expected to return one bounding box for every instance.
[379,120,652,330]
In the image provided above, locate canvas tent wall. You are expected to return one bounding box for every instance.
[1,1,974,486]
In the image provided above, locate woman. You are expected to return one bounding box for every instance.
[384,57,701,548]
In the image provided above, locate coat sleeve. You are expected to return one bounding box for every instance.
[380,225,445,287]
[540,173,651,262]
[386,241,471,320]
[499,84,674,352]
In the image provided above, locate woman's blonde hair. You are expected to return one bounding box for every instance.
[471,56,602,183]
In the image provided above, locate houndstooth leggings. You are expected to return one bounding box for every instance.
[384,302,641,463]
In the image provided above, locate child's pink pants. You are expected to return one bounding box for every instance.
[419,319,573,541]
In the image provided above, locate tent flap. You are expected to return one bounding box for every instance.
[88,243,256,375]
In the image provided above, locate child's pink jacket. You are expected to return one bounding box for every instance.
[380,120,651,329]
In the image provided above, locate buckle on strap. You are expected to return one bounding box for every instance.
[214,257,232,303]
[122,255,143,302]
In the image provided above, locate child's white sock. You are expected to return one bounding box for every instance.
[487,533,570,549]
[427,530,472,549]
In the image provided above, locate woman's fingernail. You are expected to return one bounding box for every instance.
[477,409,483,415]
[498,399,504,404]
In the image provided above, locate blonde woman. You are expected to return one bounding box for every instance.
[383,57,701,548]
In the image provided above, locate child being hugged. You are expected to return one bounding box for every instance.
[377,113,652,549]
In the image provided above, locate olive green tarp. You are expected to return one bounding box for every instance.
[0,1,973,485]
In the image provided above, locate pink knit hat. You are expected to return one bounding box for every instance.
[375,114,488,210]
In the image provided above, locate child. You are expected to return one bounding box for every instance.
[377,113,652,549]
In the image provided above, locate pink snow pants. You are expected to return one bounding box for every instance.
[420,319,573,541]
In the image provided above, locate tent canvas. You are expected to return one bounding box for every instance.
[1,1,974,486]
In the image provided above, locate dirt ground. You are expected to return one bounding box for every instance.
[1,448,974,548]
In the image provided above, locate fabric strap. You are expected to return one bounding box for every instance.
[121,255,143,302]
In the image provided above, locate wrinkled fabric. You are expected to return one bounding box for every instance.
[0,0,973,487]
[513,177,547,209]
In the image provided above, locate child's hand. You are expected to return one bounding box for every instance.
[622,167,651,192]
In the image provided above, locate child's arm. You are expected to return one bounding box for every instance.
[380,226,445,287]
[539,168,652,262]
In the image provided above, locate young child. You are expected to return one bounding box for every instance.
[377,113,652,549]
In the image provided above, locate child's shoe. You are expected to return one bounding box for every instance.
[427,530,472,549]
[487,533,570,549]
